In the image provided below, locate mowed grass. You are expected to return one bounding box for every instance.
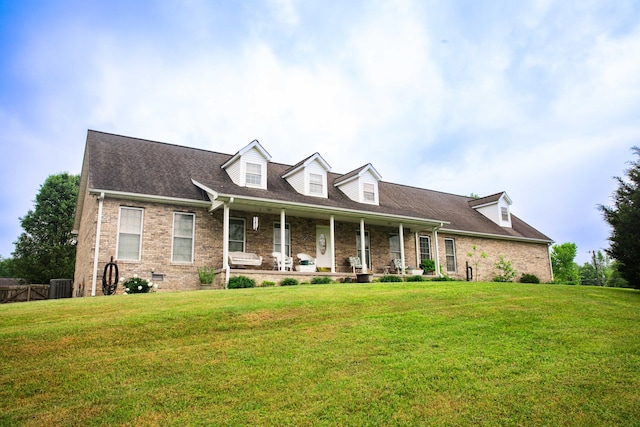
[1,282,639,426]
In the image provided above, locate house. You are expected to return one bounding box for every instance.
[72,130,553,295]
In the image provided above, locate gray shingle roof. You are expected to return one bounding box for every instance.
[82,130,552,242]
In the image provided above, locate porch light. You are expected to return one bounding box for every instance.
[252,215,259,231]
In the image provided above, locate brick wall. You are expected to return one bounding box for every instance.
[74,197,552,295]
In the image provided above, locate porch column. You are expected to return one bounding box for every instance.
[330,215,336,273]
[399,223,406,275]
[360,218,368,273]
[90,192,105,297]
[433,227,442,277]
[223,203,230,287]
[280,209,286,272]
[415,231,420,270]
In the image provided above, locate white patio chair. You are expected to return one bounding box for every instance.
[272,252,293,271]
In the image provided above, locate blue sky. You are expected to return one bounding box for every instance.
[1,0,639,264]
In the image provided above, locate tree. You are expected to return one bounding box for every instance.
[600,147,640,289]
[12,173,80,283]
[550,243,580,284]
[467,245,487,281]
[0,256,16,278]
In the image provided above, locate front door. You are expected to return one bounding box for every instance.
[316,226,332,268]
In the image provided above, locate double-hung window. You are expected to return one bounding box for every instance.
[117,207,143,261]
[273,223,291,256]
[389,234,401,261]
[172,213,195,263]
[229,218,246,252]
[501,207,509,222]
[445,238,456,272]
[419,236,431,262]
[363,183,375,202]
[309,173,323,195]
[246,162,262,186]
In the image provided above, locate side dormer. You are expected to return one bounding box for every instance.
[281,153,332,198]
[334,164,382,205]
[469,192,512,228]
[221,140,271,189]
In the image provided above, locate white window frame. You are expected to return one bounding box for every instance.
[501,207,509,222]
[245,162,262,187]
[172,212,195,263]
[389,233,401,261]
[229,218,246,252]
[273,222,291,256]
[116,206,144,261]
[419,235,431,261]
[445,238,457,272]
[363,182,376,202]
[309,173,323,195]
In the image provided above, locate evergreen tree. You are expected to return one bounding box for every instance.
[12,173,80,283]
[600,147,640,289]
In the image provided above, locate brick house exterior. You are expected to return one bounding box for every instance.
[72,130,553,295]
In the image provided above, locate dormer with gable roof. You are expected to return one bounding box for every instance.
[281,153,332,198]
[221,140,272,189]
[469,192,513,228]
[334,163,382,205]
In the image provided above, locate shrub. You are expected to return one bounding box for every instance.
[405,275,425,282]
[228,276,255,289]
[380,275,403,282]
[122,275,155,294]
[311,277,332,285]
[493,256,517,282]
[420,259,436,273]
[520,273,540,284]
[431,275,455,282]
[261,280,276,287]
[280,277,299,287]
[197,266,215,284]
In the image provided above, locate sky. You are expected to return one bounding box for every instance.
[1,0,639,265]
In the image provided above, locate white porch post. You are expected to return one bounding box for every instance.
[433,227,442,277]
[360,218,368,273]
[399,223,405,275]
[280,209,286,271]
[223,203,230,288]
[90,192,105,297]
[330,215,336,273]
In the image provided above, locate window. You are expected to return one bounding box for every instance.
[389,234,401,261]
[246,162,262,186]
[273,223,291,256]
[501,207,509,222]
[309,173,323,195]
[363,183,375,202]
[356,231,371,269]
[117,207,143,260]
[172,213,194,263]
[229,218,245,252]
[445,238,456,272]
[419,236,431,262]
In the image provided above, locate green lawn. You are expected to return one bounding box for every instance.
[1,282,639,426]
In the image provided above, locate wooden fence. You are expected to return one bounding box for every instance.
[0,284,50,303]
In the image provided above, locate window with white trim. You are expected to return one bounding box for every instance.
[309,173,323,195]
[501,207,509,222]
[245,162,262,186]
[172,212,195,263]
[419,235,431,261]
[389,234,401,261]
[445,238,456,272]
[117,207,143,261]
[363,183,375,202]
[229,218,246,252]
[273,223,291,256]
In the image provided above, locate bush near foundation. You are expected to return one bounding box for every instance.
[228,276,255,289]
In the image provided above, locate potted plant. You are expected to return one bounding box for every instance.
[420,259,436,275]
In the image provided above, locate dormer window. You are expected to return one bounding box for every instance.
[309,173,323,195]
[221,140,271,190]
[335,163,382,205]
[246,162,262,187]
[469,192,513,228]
[282,153,331,198]
[501,207,509,222]
[363,183,375,202]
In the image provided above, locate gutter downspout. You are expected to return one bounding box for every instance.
[91,192,105,297]
[223,203,230,288]
[330,215,336,273]
[548,243,554,282]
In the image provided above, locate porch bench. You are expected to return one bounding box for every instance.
[228,252,263,267]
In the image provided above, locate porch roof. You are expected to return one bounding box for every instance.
[78,130,552,243]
